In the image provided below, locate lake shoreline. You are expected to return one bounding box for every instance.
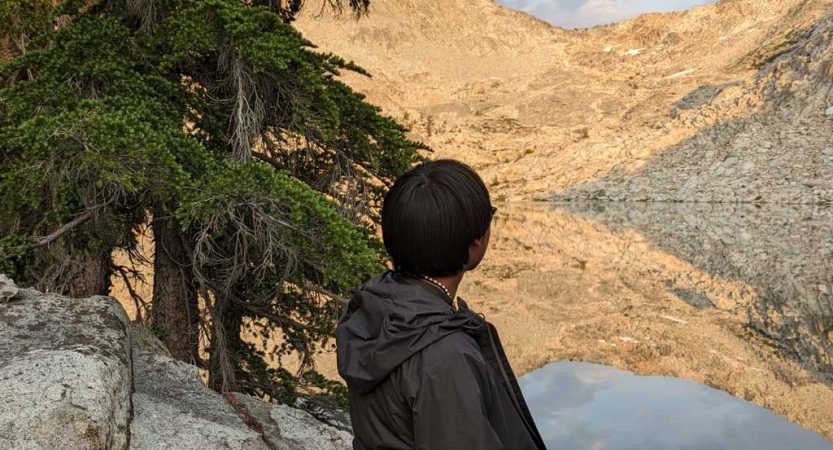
[459,202,833,440]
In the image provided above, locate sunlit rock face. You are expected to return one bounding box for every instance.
[552,11,833,205]
[295,0,833,202]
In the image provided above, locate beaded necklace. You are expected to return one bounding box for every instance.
[404,272,458,311]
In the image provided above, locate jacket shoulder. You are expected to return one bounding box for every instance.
[395,330,494,407]
[418,330,486,372]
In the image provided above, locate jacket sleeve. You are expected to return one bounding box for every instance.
[409,348,504,450]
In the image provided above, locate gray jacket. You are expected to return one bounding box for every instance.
[337,272,547,450]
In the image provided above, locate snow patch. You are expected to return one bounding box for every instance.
[665,68,696,79]
[660,315,689,324]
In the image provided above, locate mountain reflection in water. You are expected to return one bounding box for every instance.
[519,362,833,450]
[533,202,833,382]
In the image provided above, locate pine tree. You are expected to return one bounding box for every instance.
[0,0,425,415]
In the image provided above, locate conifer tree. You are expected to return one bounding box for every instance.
[0,0,425,414]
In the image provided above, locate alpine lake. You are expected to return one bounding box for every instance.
[474,202,833,449]
[520,361,832,449]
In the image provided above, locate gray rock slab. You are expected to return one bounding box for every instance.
[129,350,270,450]
[0,274,18,303]
[0,288,132,450]
[128,322,171,358]
[230,394,352,450]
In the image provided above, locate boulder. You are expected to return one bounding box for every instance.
[0,277,354,450]
[229,394,352,450]
[0,274,18,302]
[0,285,132,450]
[130,348,270,450]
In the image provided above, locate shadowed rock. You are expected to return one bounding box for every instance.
[230,394,352,450]
[130,349,271,450]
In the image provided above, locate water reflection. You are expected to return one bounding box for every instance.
[537,202,833,382]
[520,362,833,450]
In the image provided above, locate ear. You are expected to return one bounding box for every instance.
[464,234,487,269]
[465,225,492,271]
[470,235,486,251]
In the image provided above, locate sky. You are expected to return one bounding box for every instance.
[497,0,718,29]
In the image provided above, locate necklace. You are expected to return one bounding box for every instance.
[404,272,458,310]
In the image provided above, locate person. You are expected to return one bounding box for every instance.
[336,160,548,450]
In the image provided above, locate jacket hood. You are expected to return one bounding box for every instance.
[336,271,481,394]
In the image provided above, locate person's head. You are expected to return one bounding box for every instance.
[382,159,495,278]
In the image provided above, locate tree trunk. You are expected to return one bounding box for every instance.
[66,249,111,298]
[151,216,200,363]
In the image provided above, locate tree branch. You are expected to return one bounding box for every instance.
[253,150,286,170]
[0,209,96,264]
[304,283,349,305]
[35,209,96,247]
[236,299,319,332]
[112,263,148,322]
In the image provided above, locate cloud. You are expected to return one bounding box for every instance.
[576,0,635,25]
[497,0,717,29]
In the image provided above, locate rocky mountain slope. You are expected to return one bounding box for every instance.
[296,0,833,202]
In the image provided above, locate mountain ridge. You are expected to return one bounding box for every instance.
[296,0,833,202]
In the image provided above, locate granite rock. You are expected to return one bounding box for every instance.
[0,274,19,303]
[129,348,270,450]
[230,394,352,450]
[0,287,132,450]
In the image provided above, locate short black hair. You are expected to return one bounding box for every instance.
[382,159,492,278]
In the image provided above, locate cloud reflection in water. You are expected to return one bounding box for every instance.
[519,362,833,450]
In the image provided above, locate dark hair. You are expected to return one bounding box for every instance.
[382,159,492,278]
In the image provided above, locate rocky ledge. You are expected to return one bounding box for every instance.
[0,276,351,450]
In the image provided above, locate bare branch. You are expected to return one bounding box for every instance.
[219,48,267,161]
[233,298,319,332]
[34,209,96,247]
[304,283,348,305]
[252,151,286,170]
[112,263,149,322]
[126,0,158,30]
[0,209,96,264]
